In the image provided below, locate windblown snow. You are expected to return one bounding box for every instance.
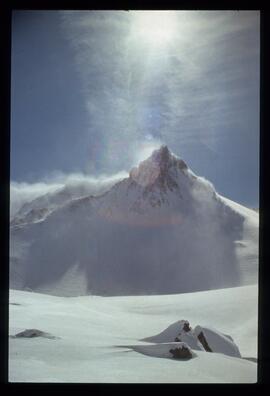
[10,145,258,296]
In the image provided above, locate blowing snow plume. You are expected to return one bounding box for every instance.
[10,172,127,220]
[10,146,258,296]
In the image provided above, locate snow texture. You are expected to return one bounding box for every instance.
[194,325,241,358]
[9,285,258,383]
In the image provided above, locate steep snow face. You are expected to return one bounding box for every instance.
[10,146,258,296]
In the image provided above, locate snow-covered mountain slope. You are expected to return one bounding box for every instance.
[9,285,258,383]
[10,175,122,225]
[10,146,259,296]
[219,196,259,285]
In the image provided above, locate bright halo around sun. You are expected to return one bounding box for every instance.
[130,11,177,47]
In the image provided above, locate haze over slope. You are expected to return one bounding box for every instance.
[10,146,258,296]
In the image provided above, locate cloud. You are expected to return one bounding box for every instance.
[10,171,128,218]
[10,181,61,218]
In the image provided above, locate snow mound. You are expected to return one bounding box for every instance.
[141,320,185,343]
[142,320,241,358]
[142,320,203,351]
[194,326,241,358]
[128,342,195,359]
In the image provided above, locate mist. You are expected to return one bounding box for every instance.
[10,171,127,218]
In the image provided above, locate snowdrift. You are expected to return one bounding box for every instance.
[139,319,241,358]
[9,285,258,383]
[128,342,195,359]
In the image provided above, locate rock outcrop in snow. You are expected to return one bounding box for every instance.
[11,328,58,340]
[169,344,193,359]
[9,146,258,296]
[141,319,241,358]
[129,342,195,360]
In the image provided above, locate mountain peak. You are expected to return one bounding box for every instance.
[129,145,188,188]
[148,145,187,169]
[152,144,170,159]
[149,145,171,168]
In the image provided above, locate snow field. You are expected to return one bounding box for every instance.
[9,284,258,383]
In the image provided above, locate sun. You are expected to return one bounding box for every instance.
[130,11,177,47]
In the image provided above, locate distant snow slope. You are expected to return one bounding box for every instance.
[219,196,259,285]
[9,285,258,383]
[10,146,259,296]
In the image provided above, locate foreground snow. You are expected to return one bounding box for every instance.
[9,285,258,383]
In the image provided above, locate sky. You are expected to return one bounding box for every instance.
[11,10,260,208]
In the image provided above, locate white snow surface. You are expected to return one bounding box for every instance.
[10,146,259,297]
[219,196,259,285]
[142,321,205,351]
[9,284,258,383]
[127,342,196,359]
[193,326,241,358]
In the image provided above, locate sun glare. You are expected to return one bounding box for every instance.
[130,11,177,47]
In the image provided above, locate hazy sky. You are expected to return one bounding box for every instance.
[11,10,260,207]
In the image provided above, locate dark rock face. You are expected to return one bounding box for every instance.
[183,321,191,332]
[174,320,191,341]
[169,345,193,359]
[197,331,212,352]
[152,146,186,194]
[15,329,44,338]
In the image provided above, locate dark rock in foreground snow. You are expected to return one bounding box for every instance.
[142,319,204,351]
[194,325,241,358]
[11,329,58,339]
[169,344,193,359]
[197,330,213,352]
[127,342,196,360]
[142,319,241,358]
